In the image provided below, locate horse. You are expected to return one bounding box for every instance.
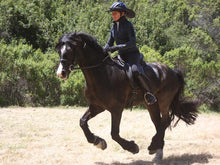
[55,32,198,161]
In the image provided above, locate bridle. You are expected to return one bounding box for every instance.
[59,42,111,72]
[58,36,113,72]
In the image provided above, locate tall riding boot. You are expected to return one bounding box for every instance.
[132,65,157,105]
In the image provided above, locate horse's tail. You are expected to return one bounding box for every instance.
[170,70,198,126]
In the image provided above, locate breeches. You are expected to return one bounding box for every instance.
[119,53,140,66]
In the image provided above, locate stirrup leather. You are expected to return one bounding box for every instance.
[144,92,157,105]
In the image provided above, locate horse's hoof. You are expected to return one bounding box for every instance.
[133,144,139,154]
[94,137,107,150]
[149,149,157,155]
[130,141,139,154]
[152,149,163,162]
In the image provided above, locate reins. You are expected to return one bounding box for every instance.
[71,54,111,70]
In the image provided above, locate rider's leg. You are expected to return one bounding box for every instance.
[120,53,157,105]
[131,64,157,105]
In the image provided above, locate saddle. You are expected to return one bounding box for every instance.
[112,53,156,109]
[112,53,155,87]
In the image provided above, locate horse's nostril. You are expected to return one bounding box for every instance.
[61,71,66,77]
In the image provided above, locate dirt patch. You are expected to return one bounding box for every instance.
[0,107,220,165]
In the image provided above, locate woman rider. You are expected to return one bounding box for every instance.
[104,2,156,105]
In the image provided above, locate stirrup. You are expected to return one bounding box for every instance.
[144,92,157,105]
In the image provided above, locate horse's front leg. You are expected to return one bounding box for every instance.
[111,110,139,154]
[80,104,107,150]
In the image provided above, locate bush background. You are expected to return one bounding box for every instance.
[0,0,219,111]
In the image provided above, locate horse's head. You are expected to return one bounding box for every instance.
[55,32,84,79]
[56,32,108,80]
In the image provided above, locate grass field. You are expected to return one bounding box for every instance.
[0,107,220,165]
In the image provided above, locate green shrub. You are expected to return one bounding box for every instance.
[0,41,61,106]
[140,45,163,63]
[60,71,87,106]
[163,46,220,111]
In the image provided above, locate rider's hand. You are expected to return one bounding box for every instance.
[104,46,118,53]
[104,47,111,53]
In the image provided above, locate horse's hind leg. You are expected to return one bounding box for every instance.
[147,104,164,153]
[111,110,139,154]
[147,103,171,161]
[79,104,106,150]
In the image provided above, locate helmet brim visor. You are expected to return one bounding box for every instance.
[106,7,135,18]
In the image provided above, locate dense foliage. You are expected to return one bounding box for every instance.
[0,0,219,111]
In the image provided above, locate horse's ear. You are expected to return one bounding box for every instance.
[70,32,85,48]
[70,31,77,37]
[70,31,78,40]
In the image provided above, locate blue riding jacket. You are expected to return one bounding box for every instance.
[104,16,140,65]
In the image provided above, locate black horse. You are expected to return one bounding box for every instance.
[56,32,198,161]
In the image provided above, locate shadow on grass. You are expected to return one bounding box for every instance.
[162,153,213,165]
[95,160,153,165]
[95,152,213,165]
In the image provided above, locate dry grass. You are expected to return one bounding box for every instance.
[0,107,220,165]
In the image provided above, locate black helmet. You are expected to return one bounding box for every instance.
[108,2,135,18]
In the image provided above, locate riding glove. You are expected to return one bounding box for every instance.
[104,45,126,53]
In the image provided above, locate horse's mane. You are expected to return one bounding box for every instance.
[76,32,105,54]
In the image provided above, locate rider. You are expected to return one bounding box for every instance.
[104,2,157,105]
